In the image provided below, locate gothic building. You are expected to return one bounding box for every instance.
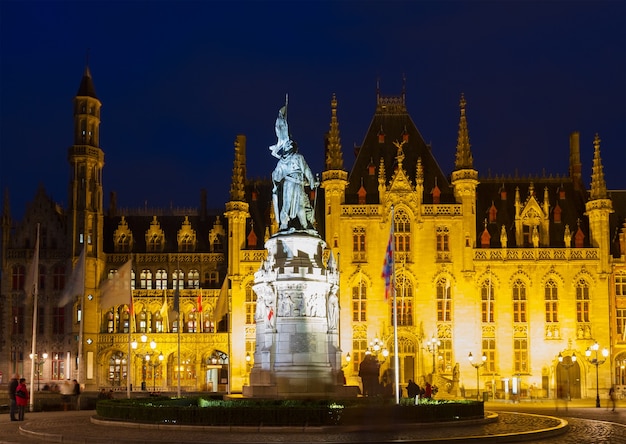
[2,67,625,401]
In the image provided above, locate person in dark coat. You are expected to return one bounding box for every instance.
[8,373,19,421]
[359,355,380,397]
[407,379,419,398]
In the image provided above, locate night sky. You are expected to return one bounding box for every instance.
[1,1,625,220]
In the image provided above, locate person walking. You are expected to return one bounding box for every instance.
[72,379,81,410]
[15,378,29,421]
[8,373,19,421]
[609,386,617,412]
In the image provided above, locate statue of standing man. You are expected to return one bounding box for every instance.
[270,96,318,232]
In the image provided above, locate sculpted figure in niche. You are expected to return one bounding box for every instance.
[327,286,339,331]
[270,97,318,232]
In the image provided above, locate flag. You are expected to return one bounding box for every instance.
[214,275,229,323]
[268,307,274,322]
[197,290,203,312]
[59,247,85,307]
[24,229,40,302]
[382,221,394,300]
[159,289,169,333]
[99,260,132,309]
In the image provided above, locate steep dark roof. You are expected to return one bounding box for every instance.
[476,177,589,247]
[103,212,224,254]
[609,190,626,257]
[76,66,98,99]
[345,93,453,204]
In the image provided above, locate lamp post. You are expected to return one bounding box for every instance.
[557,352,576,401]
[585,342,609,408]
[468,352,487,401]
[29,352,48,391]
[146,352,164,392]
[425,336,441,374]
[131,335,157,391]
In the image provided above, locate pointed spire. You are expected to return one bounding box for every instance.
[229,135,246,202]
[454,93,473,170]
[76,61,98,99]
[589,133,608,200]
[325,94,343,170]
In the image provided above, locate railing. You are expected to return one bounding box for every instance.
[474,248,599,261]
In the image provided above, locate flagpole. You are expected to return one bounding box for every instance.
[127,258,133,399]
[176,257,181,398]
[390,207,400,405]
[29,224,40,412]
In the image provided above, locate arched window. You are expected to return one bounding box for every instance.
[394,274,413,326]
[187,312,197,333]
[352,227,366,262]
[436,278,452,322]
[140,270,153,290]
[147,233,162,252]
[436,226,449,252]
[576,279,590,322]
[155,269,167,290]
[173,269,184,290]
[138,310,148,333]
[180,234,194,252]
[187,270,200,289]
[116,233,131,252]
[245,282,256,325]
[352,280,366,322]
[513,279,527,323]
[108,352,127,387]
[481,279,495,323]
[545,280,558,322]
[394,209,411,257]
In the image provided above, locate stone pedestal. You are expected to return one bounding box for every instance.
[243,232,350,398]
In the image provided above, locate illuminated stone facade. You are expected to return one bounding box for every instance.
[1,69,625,402]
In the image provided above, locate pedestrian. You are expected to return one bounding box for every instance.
[609,386,617,412]
[424,381,432,399]
[60,380,72,411]
[8,373,19,421]
[407,379,419,398]
[72,379,81,410]
[15,378,29,421]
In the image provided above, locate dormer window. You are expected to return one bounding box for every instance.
[378,125,385,143]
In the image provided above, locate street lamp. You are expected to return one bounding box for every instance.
[131,336,158,391]
[468,352,487,401]
[29,352,48,391]
[146,352,164,392]
[557,352,576,401]
[585,342,609,408]
[426,336,441,374]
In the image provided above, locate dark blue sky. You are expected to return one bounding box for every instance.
[1,1,625,220]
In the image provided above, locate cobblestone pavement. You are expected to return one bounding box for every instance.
[0,400,624,443]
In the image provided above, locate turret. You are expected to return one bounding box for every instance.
[321,94,348,249]
[450,94,479,269]
[68,65,104,258]
[225,135,250,277]
[585,134,613,272]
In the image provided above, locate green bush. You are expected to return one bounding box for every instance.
[95,397,483,426]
